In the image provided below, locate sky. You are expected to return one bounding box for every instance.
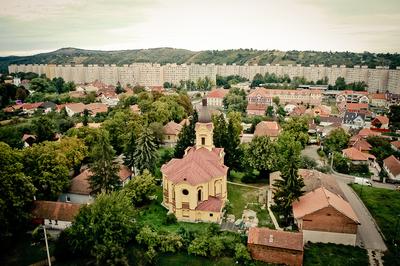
[0,0,400,56]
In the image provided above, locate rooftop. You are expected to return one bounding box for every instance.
[254,121,280,137]
[163,121,183,135]
[342,147,375,161]
[248,227,303,251]
[32,201,81,222]
[195,196,223,212]
[383,155,400,177]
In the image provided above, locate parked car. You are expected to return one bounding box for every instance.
[354,177,372,186]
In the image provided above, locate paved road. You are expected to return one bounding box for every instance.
[334,174,387,251]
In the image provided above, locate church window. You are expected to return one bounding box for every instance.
[201,137,205,145]
[198,189,202,202]
[182,189,189,195]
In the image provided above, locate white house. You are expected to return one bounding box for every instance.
[32,201,81,230]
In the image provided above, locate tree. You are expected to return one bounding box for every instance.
[174,111,197,158]
[224,113,243,170]
[333,152,350,174]
[245,136,278,178]
[251,73,264,87]
[223,88,247,113]
[123,170,156,206]
[389,105,400,131]
[123,129,138,170]
[115,82,126,94]
[90,130,120,194]
[213,114,227,148]
[57,137,88,174]
[323,128,350,155]
[282,117,309,147]
[30,77,55,93]
[272,96,280,106]
[15,87,29,101]
[0,142,36,240]
[273,137,304,224]
[82,109,89,126]
[299,155,318,170]
[334,77,347,90]
[64,191,136,265]
[23,142,70,200]
[265,106,274,117]
[52,77,65,94]
[133,128,159,174]
[33,116,56,142]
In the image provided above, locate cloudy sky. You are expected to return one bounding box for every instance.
[0,0,399,56]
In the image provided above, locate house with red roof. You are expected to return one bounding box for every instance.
[163,121,183,147]
[254,121,280,139]
[161,99,228,223]
[352,138,372,153]
[383,155,400,181]
[206,88,229,107]
[391,141,400,151]
[371,115,389,129]
[31,201,81,230]
[342,147,376,165]
[248,227,303,266]
[292,187,360,246]
[369,93,387,108]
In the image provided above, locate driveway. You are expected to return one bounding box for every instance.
[333,173,387,252]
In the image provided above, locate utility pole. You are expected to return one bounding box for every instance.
[43,225,51,266]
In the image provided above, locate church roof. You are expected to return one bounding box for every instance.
[161,147,228,185]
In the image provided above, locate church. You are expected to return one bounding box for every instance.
[161,99,228,223]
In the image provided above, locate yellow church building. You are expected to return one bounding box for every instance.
[161,99,228,223]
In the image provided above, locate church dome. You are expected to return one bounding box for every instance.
[198,98,212,123]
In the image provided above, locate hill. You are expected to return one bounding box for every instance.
[1,47,400,73]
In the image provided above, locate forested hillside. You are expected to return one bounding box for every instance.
[1,47,400,73]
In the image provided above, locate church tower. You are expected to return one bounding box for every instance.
[195,98,214,151]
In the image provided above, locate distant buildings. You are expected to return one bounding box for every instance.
[9,64,400,93]
[206,88,229,107]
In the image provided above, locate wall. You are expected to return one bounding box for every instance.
[302,230,357,246]
[248,244,303,266]
[44,219,72,230]
[59,193,93,204]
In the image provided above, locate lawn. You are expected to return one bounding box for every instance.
[350,184,400,244]
[303,243,369,266]
[156,253,236,266]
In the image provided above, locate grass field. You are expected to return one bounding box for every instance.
[303,243,369,266]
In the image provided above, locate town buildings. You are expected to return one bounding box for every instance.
[161,99,228,223]
[9,63,400,93]
[162,121,183,147]
[206,88,229,107]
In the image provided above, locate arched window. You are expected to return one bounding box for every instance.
[198,189,202,202]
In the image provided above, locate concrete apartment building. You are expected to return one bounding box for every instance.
[9,63,400,92]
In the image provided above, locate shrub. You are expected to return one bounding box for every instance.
[164,213,177,225]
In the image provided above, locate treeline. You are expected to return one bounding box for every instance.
[2,47,400,73]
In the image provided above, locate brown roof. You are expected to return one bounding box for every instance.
[391,141,400,149]
[270,169,346,199]
[163,121,183,135]
[342,147,375,161]
[248,227,303,251]
[32,201,81,222]
[293,187,359,224]
[207,89,229,99]
[290,106,307,116]
[383,155,400,177]
[358,128,380,138]
[69,169,92,195]
[195,196,223,212]
[65,103,86,114]
[22,102,44,110]
[254,121,280,137]
[370,93,386,100]
[161,147,228,186]
[246,103,268,112]
[85,103,108,115]
[345,103,368,111]
[118,165,132,182]
[372,115,389,125]
[352,139,372,152]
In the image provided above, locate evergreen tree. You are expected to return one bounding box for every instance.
[212,114,227,148]
[82,109,89,126]
[224,119,242,170]
[273,138,304,224]
[123,129,137,170]
[34,116,56,142]
[90,130,119,194]
[133,128,159,174]
[174,111,198,158]
[115,82,126,94]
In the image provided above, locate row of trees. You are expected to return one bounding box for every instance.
[216,75,248,89]
[331,77,367,91]
[250,73,327,88]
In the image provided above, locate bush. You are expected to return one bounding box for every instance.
[164,213,177,225]
[240,171,258,183]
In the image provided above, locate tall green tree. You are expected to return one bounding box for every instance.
[389,105,400,131]
[223,88,247,113]
[123,170,156,206]
[213,114,227,148]
[224,118,242,170]
[90,130,119,194]
[174,111,198,158]
[0,142,36,240]
[34,116,56,142]
[282,117,309,147]
[133,128,159,174]
[323,128,350,155]
[64,191,136,265]
[273,137,304,224]
[244,136,278,178]
[123,129,137,170]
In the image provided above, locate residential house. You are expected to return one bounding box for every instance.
[163,121,183,147]
[39,101,57,113]
[369,93,387,108]
[206,89,229,108]
[383,155,400,181]
[336,90,369,104]
[352,139,372,153]
[247,88,272,115]
[293,187,360,246]
[254,121,280,139]
[22,134,36,147]
[371,115,389,129]
[343,112,366,128]
[65,103,86,117]
[248,227,303,266]
[31,201,81,230]
[342,147,375,165]
[357,128,381,138]
[59,165,132,204]
[391,141,400,151]
[85,103,108,116]
[161,99,228,223]
[98,89,119,107]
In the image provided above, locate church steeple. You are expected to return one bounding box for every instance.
[195,98,214,150]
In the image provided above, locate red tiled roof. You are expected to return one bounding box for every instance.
[358,128,380,138]
[342,147,375,161]
[22,102,43,110]
[352,139,372,152]
[195,196,223,212]
[391,141,400,149]
[85,103,108,115]
[207,89,229,99]
[254,121,280,137]
[161,147,228,186]
[247,103,267,111]
[32,201,81,222]
[65,103,86,114]
[369,93,386,100]
[372,115,389,125]
[163,121,183,135]
[345,103,368,111]
[248,227,303,251]
[69,169,92,195]
[293,187,359,224]
[290,106,307,116]
[383,155,400,177]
